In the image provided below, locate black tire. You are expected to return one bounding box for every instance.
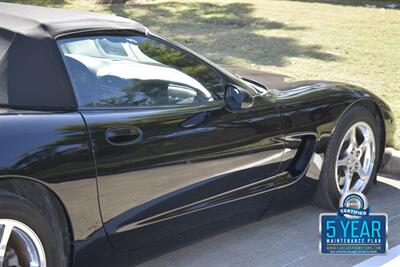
[313,105,382,210]
[0,190,69,267]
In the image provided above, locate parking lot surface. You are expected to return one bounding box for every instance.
[139,175,400,267]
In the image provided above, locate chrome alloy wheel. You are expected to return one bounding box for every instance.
[335,122,376,194]
[0,219,46,267]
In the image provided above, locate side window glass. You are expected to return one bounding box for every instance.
[58,35,225,107]
[136,38,225,98]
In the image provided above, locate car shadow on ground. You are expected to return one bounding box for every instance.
[139,174,400,267]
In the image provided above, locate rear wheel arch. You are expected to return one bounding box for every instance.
[0,176,72,261]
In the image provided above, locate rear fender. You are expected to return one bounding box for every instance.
[0,111,102,242]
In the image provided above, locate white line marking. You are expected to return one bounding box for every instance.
[389,214,400,222]
[377,176,400,190]
[280,252,314,267]
[353,245,400,267]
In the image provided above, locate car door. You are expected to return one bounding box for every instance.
[58,34,284,252]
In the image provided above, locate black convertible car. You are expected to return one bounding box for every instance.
[0,3,395,267]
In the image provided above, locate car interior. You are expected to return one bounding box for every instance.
[58,36,216,107]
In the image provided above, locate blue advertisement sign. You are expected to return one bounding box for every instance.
[320,192,388,255]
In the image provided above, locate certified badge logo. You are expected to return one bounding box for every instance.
[338,192,369,219]
[320,192,388,255]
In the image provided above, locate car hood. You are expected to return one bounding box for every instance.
[223,66,328,91]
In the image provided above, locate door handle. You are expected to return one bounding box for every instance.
[105,126,143,146]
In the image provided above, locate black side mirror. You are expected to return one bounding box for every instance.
[224,84,254,111]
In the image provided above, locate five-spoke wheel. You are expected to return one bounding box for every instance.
[314,105,381,210]
[335,122,376,194]
[0,219,46,267]
[0,187,69,267]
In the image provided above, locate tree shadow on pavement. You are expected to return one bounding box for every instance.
[107,1,340,67]
[287,0,400,8]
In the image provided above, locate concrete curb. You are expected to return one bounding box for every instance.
[380,148,400,176]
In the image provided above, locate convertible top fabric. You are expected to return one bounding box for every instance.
[0,2,147,109]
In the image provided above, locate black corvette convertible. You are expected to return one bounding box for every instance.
[0,3,395,267]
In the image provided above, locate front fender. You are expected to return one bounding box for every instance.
[267,81,394,180]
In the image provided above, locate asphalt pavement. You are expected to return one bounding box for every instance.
[138,174,400,267]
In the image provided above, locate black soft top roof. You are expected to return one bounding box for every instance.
[0,2,147,38]
[0,3,147,109]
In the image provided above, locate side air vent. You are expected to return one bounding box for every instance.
[287,136,317,177]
